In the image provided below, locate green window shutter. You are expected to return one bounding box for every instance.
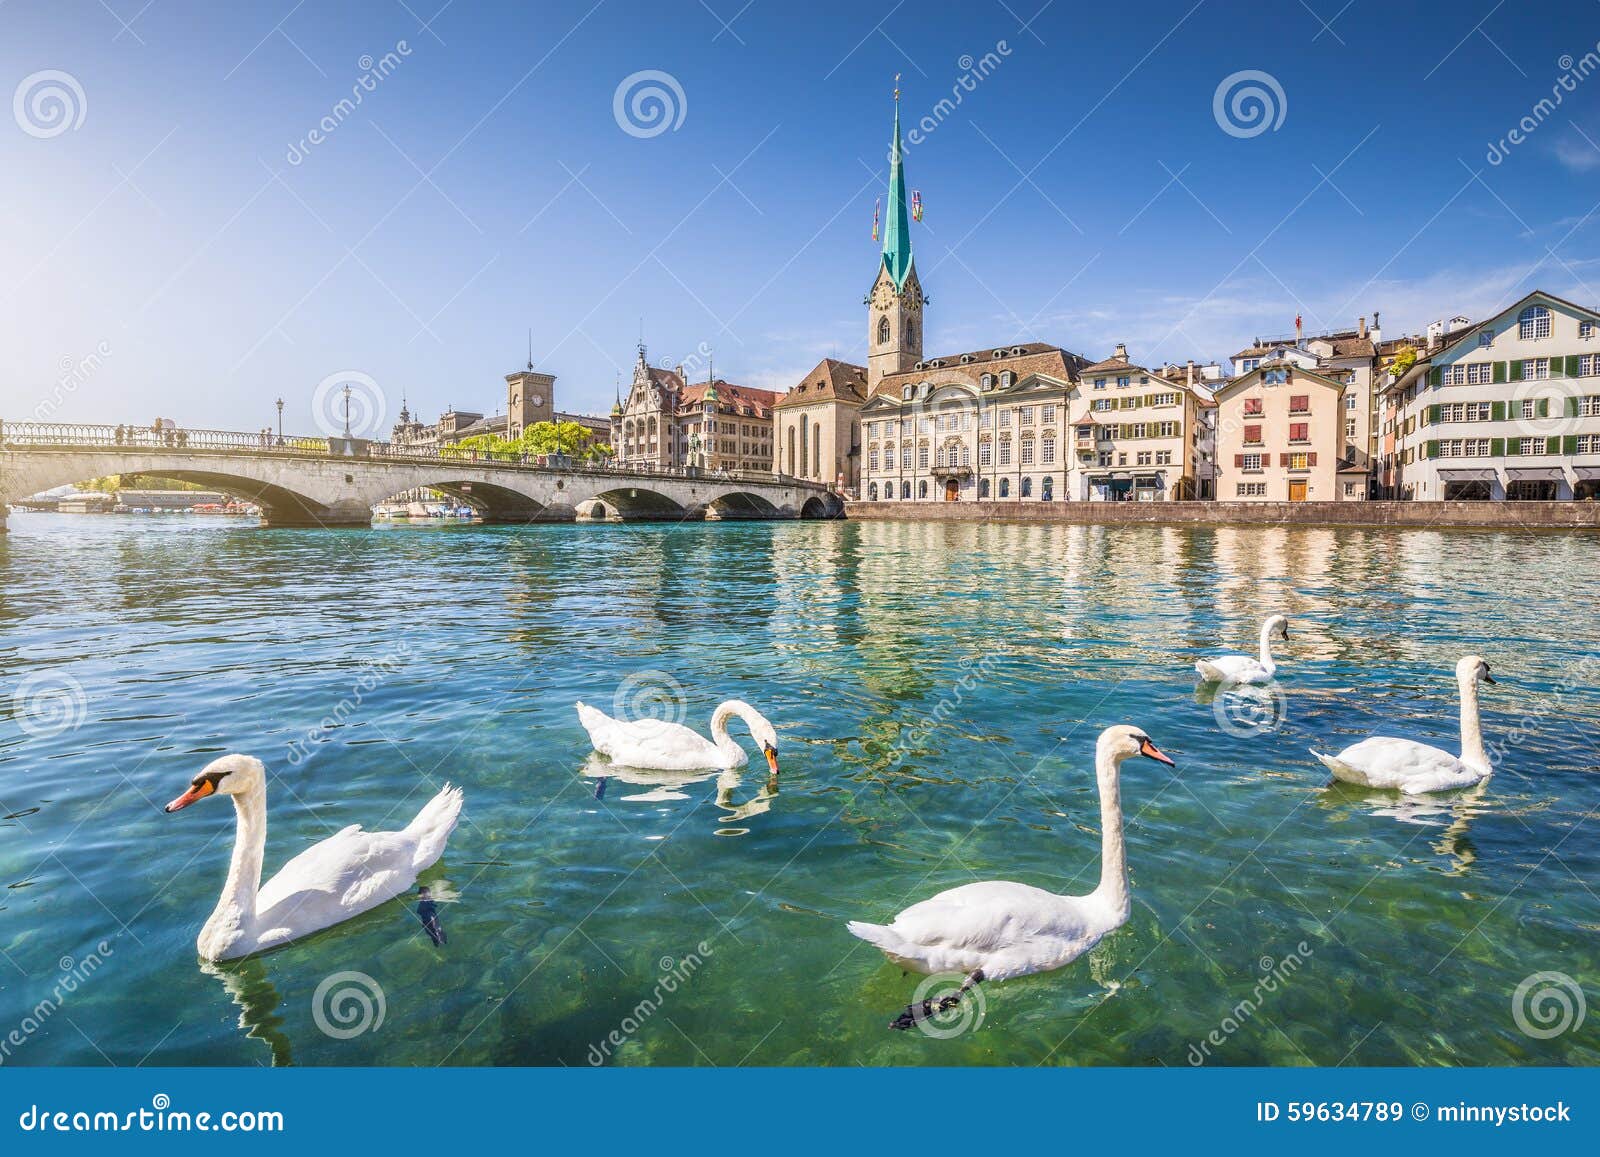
[1427,403,1441,425]
[1551,357,1565,379]
[1564,435,1579,455]
[1428,366,1442,387]
[1491,400,1506,422]
[1566,355,1581,378]
[1505,437,1520,456]
[1567,396,1582,418]
[1491,437,1505,457]
[1493,361,1507,383]
[1538,398,1550,418]
[1425,439,1439,459]
[1548,436,1561,455]
[1509,360,1525,381]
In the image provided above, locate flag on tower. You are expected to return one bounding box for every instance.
[872,196,880,241]
[911,189,923,222]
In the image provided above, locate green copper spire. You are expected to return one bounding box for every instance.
[881,88,913,291]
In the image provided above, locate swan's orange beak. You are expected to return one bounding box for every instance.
[164,778,216,813]
[1139,738,1175,767]
[763,744,780,777]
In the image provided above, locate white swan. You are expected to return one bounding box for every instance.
[1195,615,1289,684]
[1310,655,1495,795]
[575,698,779,775]
[164,755,464,961]
[846,725,1174,1030]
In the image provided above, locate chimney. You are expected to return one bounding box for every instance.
[1186,359,1195,387]
[1371,310,1382,344]
[1113,342,1128,361]
[1358,316,1368,339]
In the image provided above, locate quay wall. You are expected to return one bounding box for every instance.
[842,500,1600,530]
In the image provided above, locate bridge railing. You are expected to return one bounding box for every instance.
[0,421,825,490]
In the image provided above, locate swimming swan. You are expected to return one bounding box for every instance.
[1195,615,1289,684]
[1310,655,1495,795]
[164,754,463,961]
[846,725,1174,1030]
[576,698,779,775]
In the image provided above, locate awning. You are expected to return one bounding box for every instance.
[1504,466,1566,481]
[1437,468,1497,482]
[1573,466,1600,480]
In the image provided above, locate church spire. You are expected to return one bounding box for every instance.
[881,76,913,292]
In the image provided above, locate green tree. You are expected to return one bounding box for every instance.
[1386,344,1417,380]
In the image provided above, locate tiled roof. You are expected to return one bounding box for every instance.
[775,358,869,408]
[1080,356,1140,375]
[875,343,1087,396]
[676,381,780,419]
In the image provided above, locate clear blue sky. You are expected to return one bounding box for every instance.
[3,0,1598,434]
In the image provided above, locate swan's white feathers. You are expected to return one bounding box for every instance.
[1312,738,1487,795]
[575,700,755,770]
[196,780,463,961]
[1195,655,1272,684]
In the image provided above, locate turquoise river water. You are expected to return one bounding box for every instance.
[0,513,1596,1066]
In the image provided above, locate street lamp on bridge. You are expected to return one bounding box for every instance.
[275,397,283,443]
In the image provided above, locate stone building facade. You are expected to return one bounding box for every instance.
[611,346,777,473]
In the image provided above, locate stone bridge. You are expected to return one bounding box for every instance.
[0,423,844,530]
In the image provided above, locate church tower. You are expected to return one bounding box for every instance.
[866,87,924,390]
[506,330,557,438]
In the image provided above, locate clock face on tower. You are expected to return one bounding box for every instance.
[530,394,544,407]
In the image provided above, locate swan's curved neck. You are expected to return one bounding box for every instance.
[217,783,267,920]
[709,702,753,759]
[1257,623,1278,669]
[1091,748,1130,917]
[1458,675,1488,771]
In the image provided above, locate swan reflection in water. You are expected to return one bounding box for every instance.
[1317,780,1493,876]
[200,957,294,1067]
[581,755,779,834]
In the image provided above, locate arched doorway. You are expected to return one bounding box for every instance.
[944,478,958,501]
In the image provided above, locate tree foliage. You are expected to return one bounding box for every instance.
[444,421,611,462]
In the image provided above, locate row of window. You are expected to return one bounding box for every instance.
[1235,452,1317,470]
[1240,394,1312,416]
[868,476,1058,499]
[867,405,1061,439]
[1242,422,1313,444]
[1428,434,1600,458]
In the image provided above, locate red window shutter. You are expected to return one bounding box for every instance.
[1234,453,1245,467]
[1307,452,1317,466]
[1279,453,1290,467]
[1290,394,1309,411]
[1244,423,1261,442]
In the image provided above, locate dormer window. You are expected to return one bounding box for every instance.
[981,373,994,390]
[960,354,974,364]
[1001,371,1014,388]
[1010,347,1024,355]
[902,384,914,400]
[919,381,932,399]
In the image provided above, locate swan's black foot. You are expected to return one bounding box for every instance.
[889,993,961,1031]
[888,969,985,1031]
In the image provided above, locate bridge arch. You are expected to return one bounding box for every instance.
[404,479,565,523]
[704,490,781,520]
[799,493,846,519]
[582,485,691,521]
